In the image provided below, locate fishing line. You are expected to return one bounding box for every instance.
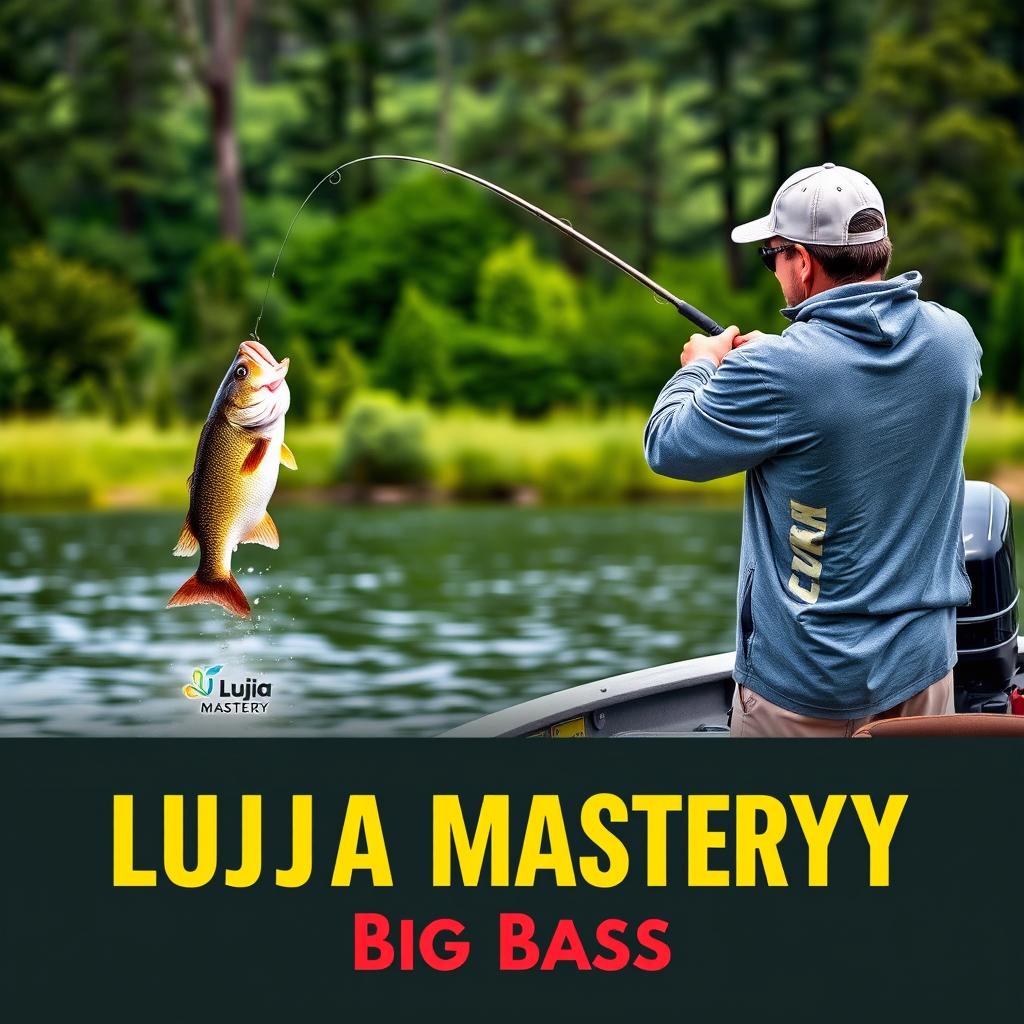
[250,154,724,343]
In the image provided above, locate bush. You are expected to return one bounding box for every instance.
[320,341,367,418]
[282,172,514,352]
[986,231,1024,398]
[109,370,134,425]
[476,236,583,339]
[128,315,177,427]
[336,393,433,486]
[0,326,26,413]
[176,241,252,352]
[449,443,524,500]
[450,324,580,416]
[175,343,239,421]
[376,282,580,415]
[572,252,785,408]
[376,285,456,401]
[150,372,177,430]
[0,245,138,410]
[277,335,319,422]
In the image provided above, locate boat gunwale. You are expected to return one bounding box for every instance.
[441,636,1024,738]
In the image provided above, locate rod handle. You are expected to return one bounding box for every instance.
[677,303,725,336]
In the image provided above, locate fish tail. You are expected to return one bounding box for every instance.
[166,573,251,619]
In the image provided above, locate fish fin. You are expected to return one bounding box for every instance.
[280,441,297,470]
[241,511,280,549]
[240,436,270,475]
[172,517,199,557]
[166,574,251,619]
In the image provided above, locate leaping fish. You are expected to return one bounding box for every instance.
[167,340,297,618]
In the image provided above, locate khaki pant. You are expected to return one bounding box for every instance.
[730,670,954,738]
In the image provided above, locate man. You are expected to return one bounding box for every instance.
[644,163,982,737]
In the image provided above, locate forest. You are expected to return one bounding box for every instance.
[4,0,1024,503]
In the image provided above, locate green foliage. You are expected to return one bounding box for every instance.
[571,254,783,407]
[0,245,138,410]
[840,1,1023,300]
[320,341,368,418]
[67,377,104,418]
[108,370,133,426]
[150,372,177,431]
[376,285,456,401]
[276,335,319,422]
[173,242,254,420]
[177,241,252,350]
[476,236,583,339]
[5,0,1024,436]
[65,0,179,285]
[450,325,580,416]
[985,233,1024,398]
[449,444,522,500]
[6,396,1024,509]
[282,173,514,352]
[0,0,72,253]
[337,393,434,485]
[0,326,26,413]
[378,273,582,415]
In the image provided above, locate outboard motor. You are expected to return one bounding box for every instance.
[955,481,1020,713]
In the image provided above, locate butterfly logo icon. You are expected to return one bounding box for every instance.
[183,665,222,699]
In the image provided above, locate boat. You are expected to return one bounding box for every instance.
[444,480,1023,738]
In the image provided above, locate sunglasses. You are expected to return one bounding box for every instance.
[759,243,795,272]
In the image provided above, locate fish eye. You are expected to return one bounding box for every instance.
[235,365,248,379]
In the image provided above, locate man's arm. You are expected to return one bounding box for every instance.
[644,333,781,483]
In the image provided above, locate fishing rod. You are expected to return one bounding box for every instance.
[252,154,725,343]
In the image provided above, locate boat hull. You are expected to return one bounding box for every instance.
[442,638,1024,738]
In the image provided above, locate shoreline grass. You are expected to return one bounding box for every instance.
[3,397,1024,511]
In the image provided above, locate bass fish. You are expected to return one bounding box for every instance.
[167,339,297,618]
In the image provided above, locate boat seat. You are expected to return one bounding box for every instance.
[852,714,1024,738]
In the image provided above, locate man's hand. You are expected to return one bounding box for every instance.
[680,325,739,369]
[732,329,763,349]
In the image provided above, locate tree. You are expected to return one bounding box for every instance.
[174,0,253,242]
[0,0,74,249]
[458,0,629,275]
[376,285,456,401]
[476,236,582,339]
[839,0,1023,301]
[0,327,27,414]
[985,231,1024,398]
[281,0,355,183]
[435,0,455,163]
[280,0,432,196]
[73,1,180,238]
[0,246,137,410]
[807,0,870,163]
[683,0,754,289]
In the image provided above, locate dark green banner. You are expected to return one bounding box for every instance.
[1,739,1021,1018]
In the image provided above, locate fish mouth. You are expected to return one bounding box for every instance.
[260,356,290,390]
[238,341,289,390]
[239,339,282,370]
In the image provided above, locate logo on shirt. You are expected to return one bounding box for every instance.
[788,500,827,604]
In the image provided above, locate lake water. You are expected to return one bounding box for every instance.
[0,505,742,736]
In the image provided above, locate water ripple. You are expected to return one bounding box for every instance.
[0,505,741,736]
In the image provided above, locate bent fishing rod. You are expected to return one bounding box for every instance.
[252,154,725,343]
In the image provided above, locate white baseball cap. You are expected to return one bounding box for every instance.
[731,163,887,246]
